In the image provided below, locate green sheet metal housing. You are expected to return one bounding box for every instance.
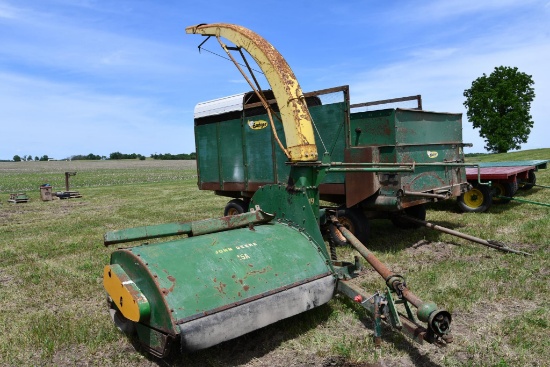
[107,186,335,356]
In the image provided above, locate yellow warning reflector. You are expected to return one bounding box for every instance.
[103,264,150,322]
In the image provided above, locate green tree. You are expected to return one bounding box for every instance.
[463,66,535,153]
[13,155,21,162]
[109,151,123,160]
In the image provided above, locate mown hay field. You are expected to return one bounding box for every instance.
[0,152,548,367]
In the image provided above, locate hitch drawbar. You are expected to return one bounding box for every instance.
[329,216,453,342]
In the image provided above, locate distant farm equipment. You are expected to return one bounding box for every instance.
[55,172,82,199]
[8,192,29,203]
[459,160,549,212]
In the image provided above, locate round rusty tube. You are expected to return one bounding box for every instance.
[329,216,393,280]
[400,216,531,256]
[329,215,452,337]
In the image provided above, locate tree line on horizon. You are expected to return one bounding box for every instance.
[9,152,196,162]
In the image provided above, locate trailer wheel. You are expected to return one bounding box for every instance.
[511,180,519,195]
[391,204,426,229]
[519,170,536,190]
[458,184,492,212]
[224,199,249,216]
[492,182,514,204]
[329,208,369,246]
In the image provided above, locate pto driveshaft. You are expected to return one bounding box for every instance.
[329,216,452,339]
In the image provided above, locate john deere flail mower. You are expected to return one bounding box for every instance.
[102,23,452,357]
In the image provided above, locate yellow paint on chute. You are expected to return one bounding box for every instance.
[186,23,318,162]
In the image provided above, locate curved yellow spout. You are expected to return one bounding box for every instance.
[186,23,318,162]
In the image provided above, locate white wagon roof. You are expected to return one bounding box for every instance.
[194,92,246,119]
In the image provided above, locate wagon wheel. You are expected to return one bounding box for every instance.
[491,182,514,204]
[329,208,369,246]
[519,170,536,191]
[458,184,492,212]
[391,204,426,229]
[511,180,519,195]
[224,199,249,216]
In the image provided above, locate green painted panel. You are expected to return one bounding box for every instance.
[243,113,275,183]
[394,110,462,146]
[397,144,464,192]
[195,124,219,184]
[218,119,245,184]
[112,222,331,329]
[350,109,395,146]
[349,109,462,148]
[310,103,347,183]
[250,184,330,260]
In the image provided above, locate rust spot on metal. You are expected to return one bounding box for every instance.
[243,285,250,291]
[163,275,176,294]
[214,281,227,294]
[245,267,270,277]
[248,264,254,267]
[213,277,217,283]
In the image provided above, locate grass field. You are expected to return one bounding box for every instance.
[0,150,548,367]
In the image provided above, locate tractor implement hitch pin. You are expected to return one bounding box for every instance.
[399,216,532,256]
[329,216,452,339]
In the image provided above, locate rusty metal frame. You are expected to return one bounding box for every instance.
[350,95,422,110]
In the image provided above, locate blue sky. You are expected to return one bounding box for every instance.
[1,0,549,160]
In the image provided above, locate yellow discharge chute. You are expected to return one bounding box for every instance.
[186,23,318,162]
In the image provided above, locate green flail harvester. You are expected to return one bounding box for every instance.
[102,23,452,358]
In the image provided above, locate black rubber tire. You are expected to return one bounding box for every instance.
[511,180,519,195]
[519,170,536,191]
[458,184,493,213]
[224,199,249,216]
[390,204,426,229]
[328,208,369,246]
[491,182,514,204]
